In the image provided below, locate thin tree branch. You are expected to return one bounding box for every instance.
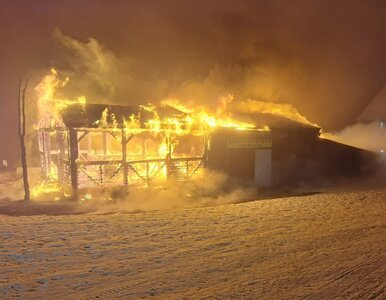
[18,78,30,201]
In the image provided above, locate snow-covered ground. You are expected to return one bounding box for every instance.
[0,178,385,299]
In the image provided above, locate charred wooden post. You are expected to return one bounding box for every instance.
[41,130,51,179]
[141,139,146,159]
[87,131,92,157]
[56,131,65,183]
[146,161,150,186]
[165,134,173,181]
[69,128,79,198]
[45,131,52,177]
[99,165,104,184]
[122,129,128,185]
[102,131,107,158]
[203,133,209,167]
[38,130,48,178]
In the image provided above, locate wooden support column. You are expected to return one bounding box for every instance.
[46,131,52,177]
[39,131,48,179]
[146,162,150,186]
[203,134,209,167]
[87,131,92,157]
[102,131,107,158]
[56,131,65,183]
[166,134,172,181]
[69,128,79,198]
[122,129,128,185]
[142,139,146,159]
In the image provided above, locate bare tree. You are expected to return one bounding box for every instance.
[18,79,30,201]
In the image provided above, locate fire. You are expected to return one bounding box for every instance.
[97,97,259,134]
[160,96,258,132]
[158,142,169,157]
[160,98,194,114]
[34,69,276,198]
[31,180,64,200]
[35,68,86,128]
[232,99,319,128]
[35,69,260,134]
[95,108,118,128]
[123,114,141,131]
[33,68,324,199]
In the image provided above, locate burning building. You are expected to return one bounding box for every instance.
[35,70,380,198]
[36,97,271,194]
[38,103,209,191]
[37,101,379,197]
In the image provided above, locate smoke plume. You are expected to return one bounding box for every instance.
[0,169,259,215]
[322,122,386,153]
[52,29,120,102]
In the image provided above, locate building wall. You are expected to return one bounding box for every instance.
[254,149,271,186]
[207,129,272,184]
[208,126,379,188]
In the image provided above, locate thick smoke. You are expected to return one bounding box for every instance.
[7,0,384,130]
[1,0,386,168]
[49,29,307,111]
[0,169,259,215]
[322,122,386,153]
[80,169,258,213]
[52,29,120,102]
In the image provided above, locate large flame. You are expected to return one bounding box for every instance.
[31,181,64,201]
[96,96,260,134]
[232,99,319,128]
[162,96,258,131]
[35,68,86,128]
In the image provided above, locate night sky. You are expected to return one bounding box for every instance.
[1,0,386,166]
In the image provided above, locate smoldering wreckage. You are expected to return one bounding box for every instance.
[31,69,381,201]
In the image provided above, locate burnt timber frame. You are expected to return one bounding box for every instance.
[38,126,208,194]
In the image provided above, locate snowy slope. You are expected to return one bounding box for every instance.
[0,188,385,299]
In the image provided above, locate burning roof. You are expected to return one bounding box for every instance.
[60,103,184,129]
[35,68,321,135]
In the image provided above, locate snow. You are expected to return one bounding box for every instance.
[0,180,385,298]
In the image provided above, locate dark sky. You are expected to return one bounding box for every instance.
[1,0,386,166]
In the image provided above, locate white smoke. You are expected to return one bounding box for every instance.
[322,121,386,152]
[52,29,120,102]
[0,169,259,215]
[79,169,258,213]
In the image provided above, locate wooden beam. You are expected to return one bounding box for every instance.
[69,128,79,198]
[77,130,89,143]
[122,129,128,185]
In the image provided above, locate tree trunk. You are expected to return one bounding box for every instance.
[18,79,30,201]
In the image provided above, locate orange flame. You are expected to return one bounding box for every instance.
[160,96,258,133]
[232,99,319,128]
[35,68,86,128]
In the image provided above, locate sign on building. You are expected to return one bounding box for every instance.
[226,137,272,149]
